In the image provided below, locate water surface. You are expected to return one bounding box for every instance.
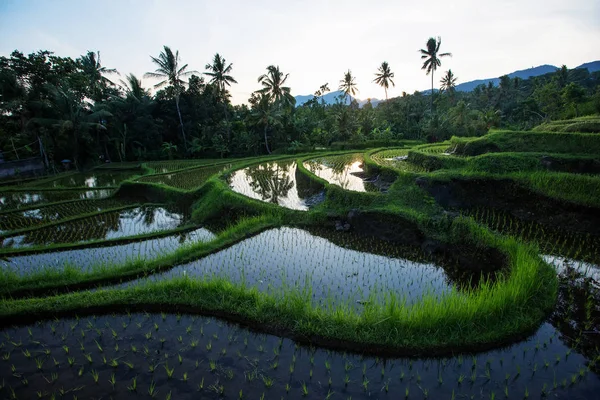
[227,161,324,210]
[1,227,215,275]
[1,206,187,248]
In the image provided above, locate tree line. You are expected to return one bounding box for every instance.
[1,37,599,167]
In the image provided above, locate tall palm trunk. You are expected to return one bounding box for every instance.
[431,73,434,113]
[175,95,188,151]
[385,87,388,100]
[264,124,271,154]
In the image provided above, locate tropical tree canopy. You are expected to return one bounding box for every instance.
[204,53,237,101]
[420,36,452,112]
[339,70,358,105]
[440,69,458,93]
[373,61,395,99]
[258,65,295,108]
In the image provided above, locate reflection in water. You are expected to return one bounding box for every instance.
[305,154,385,192]
[1,310,599,400]
[228,161,324,211]
[1,206,187,248]
[0,190,113,212]
[38,171,140,188]
[1,227,215,275]
[121,227,461,309]
[0,199,127,234]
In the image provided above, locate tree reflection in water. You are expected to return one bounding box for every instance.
[245,162,294,204]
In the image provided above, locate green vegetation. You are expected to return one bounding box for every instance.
[1,39,599,400]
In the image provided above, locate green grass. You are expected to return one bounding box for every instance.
[1,137,588,355]
[451,130,600,156]
[0,214,280,297]
[0,216,557,355]
[532,115,600,133]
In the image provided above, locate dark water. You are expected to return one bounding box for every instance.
[0,284,598,400]
[1,206,188,249]
[466,208,600,281]
[305,154,386,192]
[119,227,473,309]
[0,199,128,234]
[227,161,324,211]
[36,171,141,188]
[0,190,113,212]
[0,227,215,276]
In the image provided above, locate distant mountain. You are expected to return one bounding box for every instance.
[294,61,600,106]
[454,65,558,92]
[295,90,381,108]
[576,61,600,73]
[454,61,600,92]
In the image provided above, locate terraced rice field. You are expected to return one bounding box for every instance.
[137,164,232,190]
[304,154,387,192]
[1,227,215,276]
[0,199,130,233]
[1,206,187,248]
[119,226,464,308]
[0,189,114,212]
[1,145,599,399]
[34,171,141,188]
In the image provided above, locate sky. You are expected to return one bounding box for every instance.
[1,0,599,105]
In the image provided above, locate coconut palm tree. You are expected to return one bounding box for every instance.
[420,37,452,112]
[339,70,358,105]
[79,51,118,102]
[120,73,150,100]
[144,46,198,151]
[258,65,295,108]
[440,70,457,93]
[204,53,238,139]
[373,62,395,100]
[252,93,282,154]
[204,53,237,100]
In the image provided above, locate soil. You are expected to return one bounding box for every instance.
[418,177,600,235]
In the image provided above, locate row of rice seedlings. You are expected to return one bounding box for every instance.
[32,171,140,189]
[0,227,215,277]
[0,206,185,249]
[466,207,600,264]
[513,170,600,209]
[93,161,142,170]
[0,301,596,400]
[137,164,231,190]
[122,227,459,310]
[0,190,113,213]
[0,199,130,234]
[144,160,223,174]
[414,143,452,154]
[370,149,427,172]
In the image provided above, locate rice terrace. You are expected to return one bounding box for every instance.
[1,2,600,398]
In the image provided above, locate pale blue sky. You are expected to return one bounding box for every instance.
[1,0,599,104]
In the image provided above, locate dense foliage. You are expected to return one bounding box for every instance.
[1,47,599,167]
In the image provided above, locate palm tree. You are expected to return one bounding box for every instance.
[420,37,452,112]
[373,62,395,100]
[440,70,457,93]
[144,46,197,151]
[252,93,282,154]
[258,65,295,108]
[339,70,358,105]
[120,73,150,100]
[79,51,118,102]
[204,53,238,139]
[204,53,237,99]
